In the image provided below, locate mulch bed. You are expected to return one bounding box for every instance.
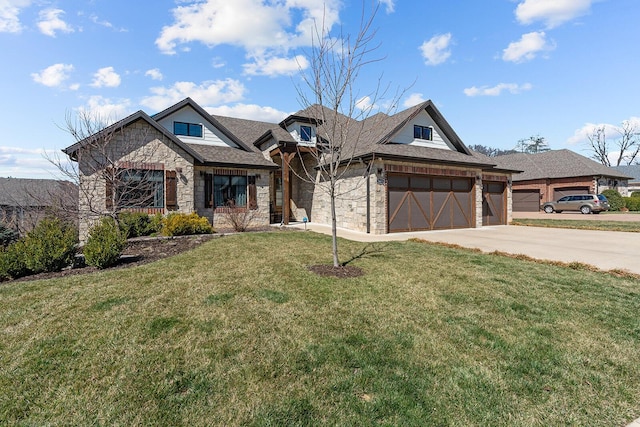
[307,264,364,278]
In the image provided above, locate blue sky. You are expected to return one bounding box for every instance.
[1,0,639,178]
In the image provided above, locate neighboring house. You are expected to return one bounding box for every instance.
[492,150,633,212]
[63,97,516,240]
[0,177,78,234]
[611,165,640,194]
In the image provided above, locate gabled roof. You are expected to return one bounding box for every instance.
[611,165,640,183]
[493,149,634,181]
[0,177,77,207]
[151,97,255,153]
[63,110,206,163]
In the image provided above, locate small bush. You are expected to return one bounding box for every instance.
[162,213,213,236]
[624,196,640,211]
[601,189,624,211]
[22,218,78,274]
[0,223,18,247]
[631,191,640,198]
[0,241,29,280]
[84,217,127,269]
[118,212,161,238]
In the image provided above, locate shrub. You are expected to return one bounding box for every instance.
[601,189,624,211]
[22,218,78,274]
[624,196,640,211]
[631,191,640,198]
[118,212,162,238]
[0,223,18,247]
[162,213,213,236]
[0,241,28,280]
[84,217,127,269]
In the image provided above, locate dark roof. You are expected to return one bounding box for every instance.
[288,101,495,168]
[493,149,633,181]
[611,165,640,182]
[185,144,277,169]
[0,178,77,207]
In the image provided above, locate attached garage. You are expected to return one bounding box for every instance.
[553,187,589,200]
[388,174,474,232]
[513,190,540,212]
[482,181,506,225]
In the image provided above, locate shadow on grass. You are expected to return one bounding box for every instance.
[341,243,393,267]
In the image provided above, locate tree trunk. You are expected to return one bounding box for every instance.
[330,187,339,267]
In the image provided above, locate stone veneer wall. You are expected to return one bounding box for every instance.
[76,119,195,241]
[194,166,270,230]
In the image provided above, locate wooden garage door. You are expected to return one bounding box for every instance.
[513,190,540,212]
[482,181,506,225]
[553,187,589,200]
[388,174,474,232]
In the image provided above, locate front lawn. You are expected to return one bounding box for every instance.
[512,218,640,232]
[1,231,639,425]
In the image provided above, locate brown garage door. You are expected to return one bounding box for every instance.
[553,187,589,200]
[388,174,474,232]
[483,181,506,225]
[513,190,540,212]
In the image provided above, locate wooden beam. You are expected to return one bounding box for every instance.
[282,152,296,224]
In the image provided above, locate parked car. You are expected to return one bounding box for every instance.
[542,194,610,214]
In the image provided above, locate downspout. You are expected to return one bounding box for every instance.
[366,167,371,234]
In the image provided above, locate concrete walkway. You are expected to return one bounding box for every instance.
[286,222,640,275]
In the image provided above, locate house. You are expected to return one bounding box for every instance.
[492,149,633,212]
[63,97,516,240]
[611,165,640,195]
[0,177,78,234]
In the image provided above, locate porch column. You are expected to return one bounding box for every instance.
[282,152,296,225]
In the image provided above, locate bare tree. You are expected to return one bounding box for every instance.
[515,135,550,154]
[293,2,403,267]
[47,110,171,237]
[587,121,640,167]
[468,144,517,157]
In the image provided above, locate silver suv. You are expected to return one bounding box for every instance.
[542,194,610,214]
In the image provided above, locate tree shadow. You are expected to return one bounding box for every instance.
[341,242,393,266]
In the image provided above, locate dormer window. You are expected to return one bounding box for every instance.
[414,125,432,141]
[174,121,203,138]
[300,125,312,142]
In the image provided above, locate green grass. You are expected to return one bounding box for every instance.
[1,231,639,426]
[512,217,640,232]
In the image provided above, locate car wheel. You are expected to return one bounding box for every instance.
[543,205,554,213]
[580,205,591,214]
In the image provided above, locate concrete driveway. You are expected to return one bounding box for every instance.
[288,223,640,275]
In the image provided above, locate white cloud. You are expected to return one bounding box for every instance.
[567,117,640,145]
[243,54,309,77]
[37,8,74,37]
[356,96,378,112]
[0,146,66,179]
[0,0,31,33]
[31,63,74,88]
[379,0,395,14]
[403,93,427,108]
[155,0,341,55]
[419,33,452,66]
[91,67,121,88]
[516,0,592,28]
[206,103,289,123]
[140,79,246,111]
[78,96,132,124]
[463,83,533,97]
[502,31,554,63]
[145,68,163,81]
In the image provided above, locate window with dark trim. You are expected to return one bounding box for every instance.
[117,169,165,208]
[174,121,203,137]
[300,125,312,142]
[413,125,432,141]
[214,175,247,207]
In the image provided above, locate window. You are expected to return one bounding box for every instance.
[413,125,432,141]
[174,121,203,138]
[300,125,312,142]
[117,169,165,208]
[214,175,247,207]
